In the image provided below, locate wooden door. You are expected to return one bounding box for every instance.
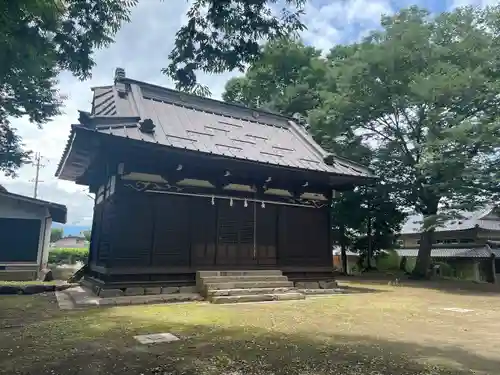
[216,199,256,267]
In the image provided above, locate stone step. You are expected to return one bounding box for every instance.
[200,275,288,284]
[298,288,347,295]
[209,292,305,304]
[205,280,293,291]
[207,287,293,297]
[197,270,282,278]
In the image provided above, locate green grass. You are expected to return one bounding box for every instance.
[1,282,500,374]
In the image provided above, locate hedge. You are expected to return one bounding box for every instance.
[48,248,89,265]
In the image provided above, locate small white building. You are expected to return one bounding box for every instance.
[0,188,67,280]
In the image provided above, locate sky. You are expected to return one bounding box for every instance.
[0,0,497,226]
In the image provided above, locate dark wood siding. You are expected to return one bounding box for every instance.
[0,218,40,263]
[190,197,217,266]
[256,204,277,265]
[277,206,329,266]
[152,195,190,267]
[111,195,152,267]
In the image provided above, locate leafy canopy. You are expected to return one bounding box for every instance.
[222,38,405,260]
[166,0,307,94]
[223,5,500,277]
[312,5,500,276]
[0,0,136,176]
[1,0,307,175]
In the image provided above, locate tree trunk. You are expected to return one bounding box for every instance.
[340,224,348,275]
[366,215,373,270]
[411,229,434,279]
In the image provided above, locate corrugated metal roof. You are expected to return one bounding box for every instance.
[57,74,373,179]
[401,206,500,234]
[395,247,493,258]
[0,191,67,224]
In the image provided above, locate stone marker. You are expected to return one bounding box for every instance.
[134,333,180,344]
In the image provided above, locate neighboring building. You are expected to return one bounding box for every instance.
[52,236,88,249]
[0,188,67,280]
[54,68,373,290]
[397,206,500,280]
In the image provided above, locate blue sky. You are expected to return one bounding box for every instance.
[1,0,497,226]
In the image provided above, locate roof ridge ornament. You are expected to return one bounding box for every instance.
[114,67,127,98]
[78,110,93,127]
[139,118,155,134]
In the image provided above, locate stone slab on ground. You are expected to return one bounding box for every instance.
[298,288,346,295]
[144,287,162,295]
[179,286,197,293]
[62,286,203,308]
[134,333,180,344]
[319,280,338,289]
[161,286,180,294]
[55,290,75,310]
[98,288,123,298]
[295,281,320,289]
[124,287,145,296]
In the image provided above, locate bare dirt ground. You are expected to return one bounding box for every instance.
[1,279,499,375]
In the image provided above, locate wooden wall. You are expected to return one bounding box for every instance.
[90,192,331,272]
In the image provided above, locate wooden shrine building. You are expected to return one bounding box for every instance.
[56,68,373,288]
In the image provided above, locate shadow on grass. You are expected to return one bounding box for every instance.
[2,308,498,375]
[338,273,500,296]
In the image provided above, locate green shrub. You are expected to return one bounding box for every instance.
[376,250,400,271]
[433,261,455,277]
[48,248,88,265]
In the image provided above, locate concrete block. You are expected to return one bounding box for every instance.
[144,287,162,295]
[161,286,180,294]
[124,287,145,296]
[179,286,197,293]
[295,281,319,289]
[97,298,117,306]
[319,280,338,289]
[210,294,274,304]
[271,292,305,301]
[98,288,123,298]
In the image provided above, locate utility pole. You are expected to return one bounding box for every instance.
[30,153,45,199]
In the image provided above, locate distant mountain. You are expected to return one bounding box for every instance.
[52,223,91,236]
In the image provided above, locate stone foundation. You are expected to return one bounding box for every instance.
[294,280,338,289]
[91,284,198,298]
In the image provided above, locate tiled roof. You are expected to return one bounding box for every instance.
[395,247,493,258]
[401,206,500,234]
[56,71,373,180]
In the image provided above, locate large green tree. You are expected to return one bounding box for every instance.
[1,0,306,175]
[1,0,136,176]
[315,5,500,278]
[222,38,405,273]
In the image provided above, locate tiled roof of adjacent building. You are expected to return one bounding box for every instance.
[395,247,493,258]
[400,206,500,234]
[56,68,373,181]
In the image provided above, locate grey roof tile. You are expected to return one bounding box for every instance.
[396,247,492,258]
[401,206,500,234]
[58,75,374,179]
